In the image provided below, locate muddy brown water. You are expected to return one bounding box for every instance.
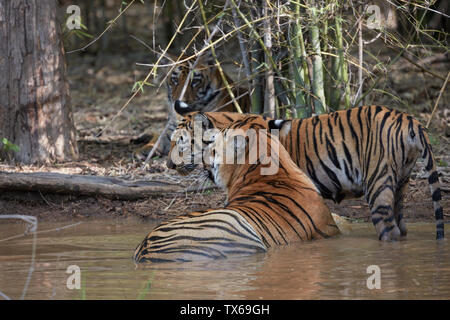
[0,219,448,300]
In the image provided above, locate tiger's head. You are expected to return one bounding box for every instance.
[166,112,284,176]
[166,112,216,175]
[203,119,281,190]
[166,111,250,174]
[166,113,278,184]
[166,53,231,115]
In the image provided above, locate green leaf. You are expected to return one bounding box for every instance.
[1,138,19,153]
[132,81,153,93]
[74,30,94,39]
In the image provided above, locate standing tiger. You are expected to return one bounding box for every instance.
[167,106,444,241]
[134,52,251,157]
[134,119,339,263]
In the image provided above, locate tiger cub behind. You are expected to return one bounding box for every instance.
[134,52,251,158]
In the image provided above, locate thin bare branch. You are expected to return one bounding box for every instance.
[426,71,450,129]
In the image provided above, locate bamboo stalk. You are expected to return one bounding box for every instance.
[274,80,289,118]
[263,0,276,118]
[322,14,332,108]
[357,15,364,107]
[339,24,351,109]
[308,5,327,114]
[330,14,350,109]
[251,42,264,114]
[250,4,264,115]
[290,1,309,118]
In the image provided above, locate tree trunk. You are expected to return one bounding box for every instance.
[0,0,78,164]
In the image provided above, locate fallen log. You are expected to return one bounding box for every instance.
[0,171,216,200]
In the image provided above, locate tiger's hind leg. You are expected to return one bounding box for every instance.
[394,178,409,237]
[367,179,401,241]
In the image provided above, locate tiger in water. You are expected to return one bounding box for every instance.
[134,118,339,262]
[134,52,251,157]
[167,106,444,241]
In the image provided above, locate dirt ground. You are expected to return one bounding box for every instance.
[0,15,449,224]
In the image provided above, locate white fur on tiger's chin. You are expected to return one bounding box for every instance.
[273,119,284,127]
[331,213,352,235]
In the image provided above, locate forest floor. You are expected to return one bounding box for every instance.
[0,42,449,224]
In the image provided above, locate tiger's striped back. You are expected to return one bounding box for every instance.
[272,106,444,240]
[133,209,266,263]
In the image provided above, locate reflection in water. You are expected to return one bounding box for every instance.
[0,219,448,299]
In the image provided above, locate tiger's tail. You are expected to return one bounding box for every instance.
[417,124,444,239]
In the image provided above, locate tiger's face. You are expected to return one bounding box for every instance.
[203,128,249,189]
[167,113,279,189]
[204,124,281,190]
[165,112,233,187]
[166,112,217,175]
[166,112,250,175]
[167,55,223,115]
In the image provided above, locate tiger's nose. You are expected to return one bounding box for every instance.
[174,100,192,115]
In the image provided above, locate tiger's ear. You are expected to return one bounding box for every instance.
[197,50,215,66]
[268,119,286,130]
[153,52,178,84]
[158,52,177,65]
[193,113,214,129]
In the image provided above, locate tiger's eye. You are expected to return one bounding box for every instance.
[171,73,179,85]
